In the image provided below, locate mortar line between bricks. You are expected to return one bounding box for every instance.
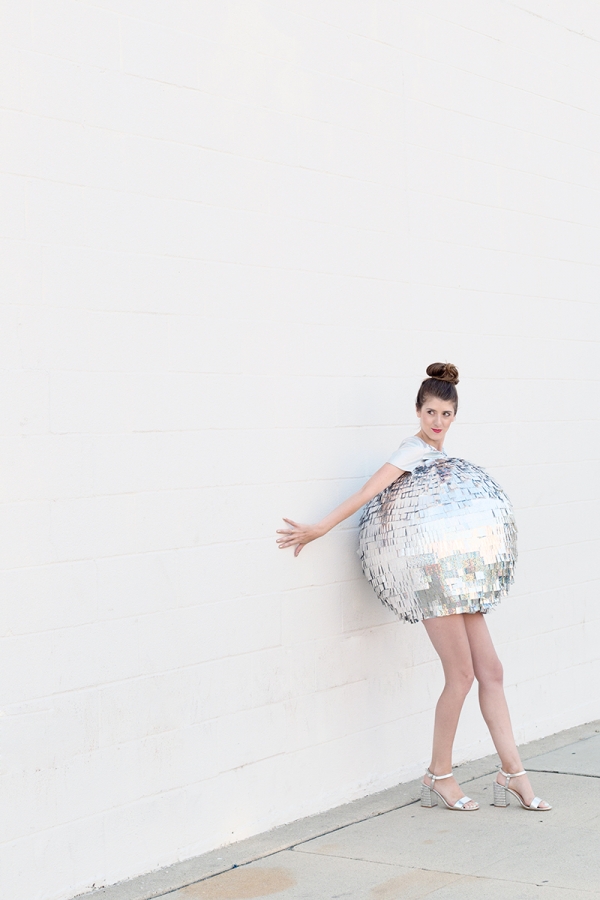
[409,95,600,157]
[19,231,600,276]
[11,165,600,235]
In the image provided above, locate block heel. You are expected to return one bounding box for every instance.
[421,769,478,811]
[493,769,552,811]
[420,783,437,808]
[493,780,509,807]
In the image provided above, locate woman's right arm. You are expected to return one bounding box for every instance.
[276,462,404,556]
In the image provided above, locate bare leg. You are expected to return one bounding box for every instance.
[463,613,550,809]
[422,614,478,808]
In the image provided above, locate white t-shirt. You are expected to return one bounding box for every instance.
[388,435,447,472]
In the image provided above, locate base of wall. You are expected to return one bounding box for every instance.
[76,718,600,900]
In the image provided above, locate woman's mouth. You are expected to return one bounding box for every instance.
[432,428,442,434]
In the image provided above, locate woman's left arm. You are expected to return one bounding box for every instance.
[276,462,402,556]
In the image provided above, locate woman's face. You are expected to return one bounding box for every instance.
[416,395,456,442]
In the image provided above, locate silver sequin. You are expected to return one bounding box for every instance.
[358,458,517,623]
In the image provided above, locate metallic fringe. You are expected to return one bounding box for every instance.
[358,458,517,624]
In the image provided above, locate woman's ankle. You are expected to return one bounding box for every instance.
[428,761,453,776]
[501,759,523,772]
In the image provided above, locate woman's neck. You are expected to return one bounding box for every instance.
[416,430,444,452]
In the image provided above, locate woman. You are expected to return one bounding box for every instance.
[276,363,550,812]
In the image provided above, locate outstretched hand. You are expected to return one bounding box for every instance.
[275,465,399,559]
[276,518,323,556]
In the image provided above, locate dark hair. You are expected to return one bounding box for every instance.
[416,362,459,412]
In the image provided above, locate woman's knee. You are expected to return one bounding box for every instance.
[477,658,504,688]
[447,666,475,695]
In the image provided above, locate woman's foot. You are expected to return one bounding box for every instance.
[495,771,551,810]
[423,771,479,810]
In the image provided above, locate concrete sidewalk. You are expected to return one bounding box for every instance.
[83,721,600,900]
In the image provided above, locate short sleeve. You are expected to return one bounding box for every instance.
[388,437,444,472]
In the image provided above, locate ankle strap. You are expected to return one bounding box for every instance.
[499,769,526,778]
[426,768,453,783]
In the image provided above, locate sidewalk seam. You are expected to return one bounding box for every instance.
[74,719,600,900]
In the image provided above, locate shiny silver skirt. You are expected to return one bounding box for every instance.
[358,458,517,623]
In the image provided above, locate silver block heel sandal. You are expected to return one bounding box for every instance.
[420,769,479,810]
[493,769,552,810]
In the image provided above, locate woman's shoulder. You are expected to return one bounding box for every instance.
[397,435,426,450]
[388,435,442,471]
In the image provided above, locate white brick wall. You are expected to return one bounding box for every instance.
[1,2,599,898]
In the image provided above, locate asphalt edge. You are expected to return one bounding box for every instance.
[74,718,600,900]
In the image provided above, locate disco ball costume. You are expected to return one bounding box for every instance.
[358,437,517,624]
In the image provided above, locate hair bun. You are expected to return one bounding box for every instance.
[426,362,459,385]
